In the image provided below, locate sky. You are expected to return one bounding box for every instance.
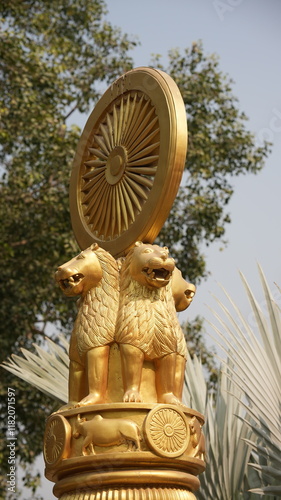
[102,0,281,326]
[19,1,281,497]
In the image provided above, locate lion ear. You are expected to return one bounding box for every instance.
[135,241,143,247]
[90,243,99,251]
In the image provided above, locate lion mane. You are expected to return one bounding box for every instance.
[115,246,187,360]
[70,246,119,362]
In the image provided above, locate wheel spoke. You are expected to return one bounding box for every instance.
[123,178,142,212]
[125,175,149,201]
[125,98,150,146]
[129,121,159,156]
[100,124,112,153]
[94,135,110,155]
[82,166,105,180]
[84,178,107,217]
[120,181,135,223]
[113,104,118,147]
[94,185,111,232]
[126,166,157,176]
[123,95,144,144]
[103,188,113,238]
[117,183,129,231]
[120,95,133,143]
[126,106,155,148]
[127,155,158,167]
[89,185,110,230]
[88,147,108,161]
[111,185,118,237]
[84,159,106,168]
[126,172,154,189]
[128,142,160,162]
[116,97,124,145]
[81,170,105,193]
[106,113,114,149]
[82,177,106,205]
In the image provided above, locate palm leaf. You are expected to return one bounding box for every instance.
[1,336,68,403]
[209,266,281,496]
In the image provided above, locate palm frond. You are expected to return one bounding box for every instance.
[1,336,68,403]
[185,354,255,499]
[209,265,281,496]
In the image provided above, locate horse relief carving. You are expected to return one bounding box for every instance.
[188,416,206,461]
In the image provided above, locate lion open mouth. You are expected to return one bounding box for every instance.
[59,273,84,290]
[142,267,172,283]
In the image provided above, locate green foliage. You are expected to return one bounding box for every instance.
[0,0,136,495]
[157,42,270,282]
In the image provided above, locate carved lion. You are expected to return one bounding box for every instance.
[55,243,119,407]
[115,241,195,405]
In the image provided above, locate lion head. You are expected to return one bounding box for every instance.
[55,243,117,298]
[125,241,175,290]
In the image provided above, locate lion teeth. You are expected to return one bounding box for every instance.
[62,279,71,288]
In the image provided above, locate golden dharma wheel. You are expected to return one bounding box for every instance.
[70,67,187,257]
[144,405,189,458]
[43,414,71,467]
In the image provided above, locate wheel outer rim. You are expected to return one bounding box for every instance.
[70,67,187,257]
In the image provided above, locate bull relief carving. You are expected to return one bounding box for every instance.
[73,414,142,455]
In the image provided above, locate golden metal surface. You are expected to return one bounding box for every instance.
[144,405,189,458]
[70,67,187,257]
[59,488,197,500]
[55,244,119,408]
[73,413,142,455]
[43,415,71,467]
[115,242,190,405]
[44,404,204,499]
[45,68,205,499]
[55,242,196,410]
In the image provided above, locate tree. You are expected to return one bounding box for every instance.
[0,0,136,495]
[0,2,270,496]
[157,42,270,282]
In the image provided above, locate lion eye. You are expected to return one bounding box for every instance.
[77,252,85,260]
[143,248,152,254]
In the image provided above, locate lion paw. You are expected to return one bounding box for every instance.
[123,390,142,403]
[54,401,78,413]
[159,393,183,406]
[75,393,104,407]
